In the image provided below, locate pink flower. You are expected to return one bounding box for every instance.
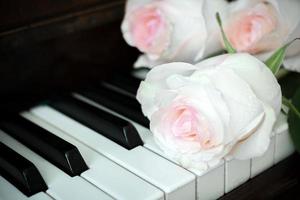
[129,5,170,55]
[224,0,300,72]
[121,0,229,68]
[137,54,282,171]
[226,2,278,53]
[158,100,222,153]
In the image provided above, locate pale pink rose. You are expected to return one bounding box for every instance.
[226,2,278,53]
[137,53,281,171]
[121,0,229,68]
[224,0,300,72]
[128,5,170,55]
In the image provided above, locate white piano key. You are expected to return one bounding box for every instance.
[275,132,295,164]
[274,113,295,164]
[142,131,225,200]
[30,105,196,200]
[195,162,225,200]
[22,112,164,200]
[274,112,289,135]
[0,176,52,200]
[75,93,225,200]
[0,130,113,200]
[225,158,251,193]
[133,124,225,200]
[251,136,275,178]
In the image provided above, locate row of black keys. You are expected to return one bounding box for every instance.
[0,72,148,196]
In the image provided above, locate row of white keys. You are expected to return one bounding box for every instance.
[74,93,296,197]
[22,112,164,200]
[74,94,225,200]
[0,130,114,200]
[29,105,196,200]
[225,111,294,192]
[0,176,52,200]
[250,112,294,178]
[31,94,295,200]
[250,136,275,178]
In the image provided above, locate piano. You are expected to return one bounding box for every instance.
[1,1,300,199]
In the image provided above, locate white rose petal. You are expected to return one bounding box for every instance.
[231,103,276,159]
[219,53,282,115]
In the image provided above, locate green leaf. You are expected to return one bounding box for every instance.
[287,87,300,153]
[265,38,300,75]
[216,12,236,54]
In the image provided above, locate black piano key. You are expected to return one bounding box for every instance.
[80,85,150,128]
[0,142,47,197]
[0,116,88,177]
[49,97,143,150]
[104,72,142,97]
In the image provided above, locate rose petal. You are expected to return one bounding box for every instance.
[274,0,300,33]
[195,54,229,69]
[220,53,282,115]
[166,74,192,90]
[158,0,207,59]
[193,61,265,141]
[136,81,158,118]
[225,0,300,65]
[285,22,300,56]
[284,54,300,73]
[175,85,229,146]
[134,54,165,68]
[231,103,276,159]
[121,0,156,46]
[144,62,197,87]
[123,0,229,68]
[226,1,279,53]
[137,62,197,117]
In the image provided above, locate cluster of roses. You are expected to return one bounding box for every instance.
[122,0,300,71]
[121,0,300,171]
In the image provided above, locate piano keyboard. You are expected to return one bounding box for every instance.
[0,72,295,200]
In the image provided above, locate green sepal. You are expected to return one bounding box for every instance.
[216,12,237,54]
[265,38,299,75]
[286,88,300,153]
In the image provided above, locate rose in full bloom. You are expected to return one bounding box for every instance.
[121,0,228,68]
[224,0,300,72]
[137,53,282,171]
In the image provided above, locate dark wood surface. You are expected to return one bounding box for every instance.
[0,0,139,114]
[0,21,139,114]
[0,1,126,50]
[0,0,124,32]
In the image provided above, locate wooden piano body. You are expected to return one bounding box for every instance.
[0,0,139,114]
[0,0,300,199]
